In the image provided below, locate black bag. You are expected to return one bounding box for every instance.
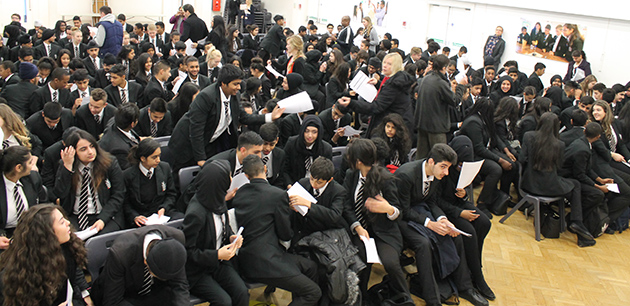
[584,204,610,238]
[489,190,510,216]
[366,275,414,306]
[610,207,630,233]
[540,205,561,239]
[409,273,458,305]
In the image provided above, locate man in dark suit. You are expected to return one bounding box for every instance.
[318,102,352,147]
[8,34,32,63]
[259,123,287,189]
[420,41,440,63]
[180,4,209,57]
[395,144,489,306]
[34,29,60,60]
[155,22,170,45]
[91,225,190,306]
[336,16,354,55]
[182,57,210,90]
[29,68,73,116]
[260,15,287,61]
[75,88,117,140]
[168,64,284,174]
[560,97,593,132]
[550,25,569,59]
[66,27,87,59]
[26,102,74,150]
[483,26,505,69]
[208,131,263,177]
[539,24,555,52]
[0,61,20,91]
[99,103,141,170]
[82,40,102,77]
[0,62,38,119]
[233,155,322,305]
[143,61,175,107]
[560,109,588,147]
[0,146,45,248]
[479,66,495,97]
[134,98,173,137]
[104,64,144,106]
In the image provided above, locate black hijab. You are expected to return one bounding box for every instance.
[194,160,232,214]
[296,115,324,157]
[544,86,564,109]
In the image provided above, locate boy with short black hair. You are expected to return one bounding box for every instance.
[259,123,287,188]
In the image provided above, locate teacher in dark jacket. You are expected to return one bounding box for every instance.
[415,54,456,159]
[483,26,505,69]
[180,4,209,56]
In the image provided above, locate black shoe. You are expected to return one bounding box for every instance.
[476,284,496,301]
[604,227,615,235]
[459,288,489,306]
[577,236,596,247]
[569,222,595,241]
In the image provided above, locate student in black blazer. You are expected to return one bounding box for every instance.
[242,25,260,51]
[0,146,44,245]
[54,130,125,234]
[143,61,175,107]
[280,112,305,148]
[168,65,283,174]
[259,123,288,189]
[65,28,87,59]
[232,155,321,305]
[93,55,116,89]
[342,139,411,303]
[75,89,116,140]
[41,127,80,202]
[207,131,263,176]
[135,100,173,137]
[104,64,144,106]
[0,62,39,119]
[33,30,61,60]
[560,109,589,147]
[284,115,333,184]
[325,62,355,110]
[182,57,211,90]
[318,102,353,147]
[90,225,189,306]
[182,160,248,306]
[25,102,74,150]
[180,5,209,56]
[259,15,287,61]
[99,104,141,170]
[124,139,180,228]
[29,68,73,115]
[249,62,272,102]
[82,41,102,77]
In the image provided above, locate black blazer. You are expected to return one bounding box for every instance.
[0,74,20,90]
[292,177,347,243]
[168,83,267,165]
[325,77,351,110]
[199,64,220,83]
[394,160,447,227]
[98,124,141,170]
[459,114,503,163]
[82,56,101,77]
[103,81,144,107]
[29,85,73,115]
[25,109,75,149]
[415,71,456,135]
[318,108,352,147]
[520,131,573,196]
[267,147,287,189]
[133,106,173,137]
[93,69,111,89]
[0,81,39,118]
[279,114,302,148]
[560,126,584,148]
[180,13,209,44]
[0,171,44,234]
[259,74,272,102]
[242,33,259,50]
[260,24,286,58]
[271,55,305,76]
[33,43,61,60]
[232,178,300,279]
[65,42,88,59]
[560,136,598,186]
[75,103,117,140]
[143,77,174,107]
[183,74,211,91]
[123,162,177,224]
[526,73,544,94]
[53,157,125,228]
[342,169,403,252]
[284,136,333,184]
[41,140,64,200]
[207,149,239,175]
[92,225,189,306]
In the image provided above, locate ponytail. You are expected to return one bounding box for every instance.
[127,138,160,166]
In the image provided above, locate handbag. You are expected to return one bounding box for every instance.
[366,275,415,306]
[489,190,510,216]
[540,205,561,239]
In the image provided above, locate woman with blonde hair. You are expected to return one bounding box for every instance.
[580,74,598,97]
[362,16,378,53]
[0,103,38,154]
[338,52,415,136]
[269,34,305,76]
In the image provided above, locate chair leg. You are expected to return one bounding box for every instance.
[500,197,529,223]
[534,199,540,241]
[559,200,566,233]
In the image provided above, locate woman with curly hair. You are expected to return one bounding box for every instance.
[371,113,411,168]
[0,204,92,306]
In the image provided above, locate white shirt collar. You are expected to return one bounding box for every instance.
[139,163,152,177]
[143,231,162,260]
[3,175,18,191]
[235,153,243,173]
[4,74,13,82]
[117,127,135,140]
[78,162,93,173]
[422,160,435,183]
[219,86,230,102]
[48,82,58,94]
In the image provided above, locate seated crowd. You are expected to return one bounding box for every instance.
[0,5,629,306]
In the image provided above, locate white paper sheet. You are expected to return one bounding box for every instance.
[145,214,171,225]
[360,236,381,264]
[265,64,283,78]
[66,279,74,306]
[184,39,197,56]
[88,26,98,37]
[572,68,586,82]
[81,95,90,106]
[622,161,630,168]
[287,182,318,216]
[75,228,98,241]
[1,37,7,46]
[171,76,186,94]
[277,91,314,113]
[349,70,377,102]
[342,125,362,137]
[607,183,620,194]
[448,224,472,237]
[229,173,250,191]
[457,160,484,189]
[231,226,244,247]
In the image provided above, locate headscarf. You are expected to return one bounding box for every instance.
[194,160,232,214]
[544,86,564,110]
[493,75,514,98]
[550,74,562,86]
[296,115,324,157]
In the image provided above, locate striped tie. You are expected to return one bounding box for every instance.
[355,178,367,229]
[138,265,153,296]
[150,121,158,137]
[94,114,101,125]
[2,140,9,150]
[262,156,269,177]
[13,184,26,221]
[423,181,430,198]
[77,167,92,230]
[121,89,127,104]
[233,167,243,176]
[305,156,313,172]
[52,91,58,103]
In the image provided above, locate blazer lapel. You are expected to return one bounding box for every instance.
[0,181,7,226]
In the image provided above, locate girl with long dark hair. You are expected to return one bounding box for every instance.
[117,45,136,79]
[494,96,520,156]
[209,16,228,61]
[371,113,412,168]
[517,97,551,143]
[168,82,200,124]
[226,25,242,58]
[134,53,153,87]
[325,62,355,109]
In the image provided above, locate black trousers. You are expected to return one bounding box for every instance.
[351,234,411,302]
[190,263,249,306]
[69,213,121,235]
[252,254,322,306]
[451,202,491,288]
[477,158,519,206]
[400,223,473,304]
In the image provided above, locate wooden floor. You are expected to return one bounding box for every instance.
[206,186,630,305]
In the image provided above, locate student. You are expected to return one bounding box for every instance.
[200,49,222,82]
[564,50,591,83]
[560,95,594,130]
[319,101,353,147]
[183,56,210,89]
[226,25,242,59]
[94,53,117,89]
[155,21,170,45]
[579,74,598,98]
[415,54,456,159]
[233,154,321,305]
[259,15,286,61]
[29,67,72,115]
[0,104,40,159]
[0,62,39,118]
[41,127,80,202]
[167,41,186,68]
[284,115,333,184]
[0,204,92,305]
[75,88,116,140]
[91,225,189,305]
[518,97,552,143]
[479,66,495,97]
[181,4,209,56]
[99,103,142,170]
[493,97,520,157]
[0,61,19,91]
[134,98,172,137]
[116,45,136,77]
[118,13,134,33]
[249,60,272,102]
[103,64,144,107]
[0,146,44,247]
[560,109,588,147]
[489,75,514,104]
[54,129,125,233]
[259,123,287,189]
[371,113,412,168]
[162,31,181,60]
[26,102,74,150]
[207,131,263,176]
[167,82,199,124]
[134,53,153,88]
[124,139,180,228]
[243,25,260,51]
[69,69,92,111]
[325,62,355,110]
[34,29,60,60]
[82,40,101,77]
[143,60,175,107]
[143,24,165,58]
[526,62,545,94]
[181,159,247,305]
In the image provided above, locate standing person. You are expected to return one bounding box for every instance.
[182,160,248,306]
[336,16,354,55]
[563,50,591,83]
[208,16,228,61]
[181,4,209,57]
[94,6,124,58]
[483,26,505,69]
[269,35,306,76]
[260,15,286,61]
[415,54,456,159]
[0,204,92,306]
[170,7,186,34]
[361,17,378,53]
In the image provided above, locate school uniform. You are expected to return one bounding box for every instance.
[75,103,117,140]
[0,81,39,119]
[82,56,102,77]
[123,162,178,227]
[0,171,45,237]
[41,140,64,200]
[133,106,173,137]
[25,109,75,149]
[143,77,175,107]
[93,68,112,89]
[99,124,141,170]
[29,83,73,115]
[104,80,144,107]
[318,108,352,147]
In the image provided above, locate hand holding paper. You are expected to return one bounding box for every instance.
[277,92,314,113]
[350,70,378,102]
[360,236,381,264]
[287,182,317,216]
